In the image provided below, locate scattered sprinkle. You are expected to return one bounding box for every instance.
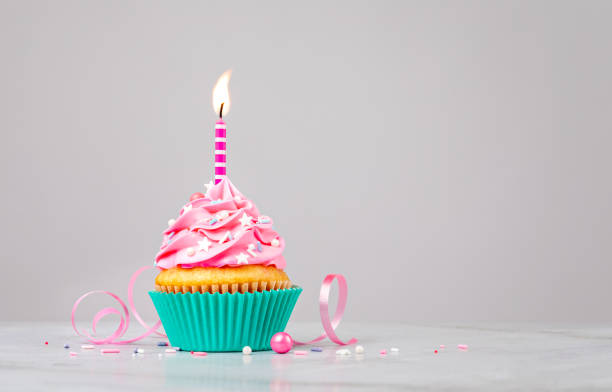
[355,345,365,354]
[165,349,177,353]
[242,346,252,355]
[256,241,262,252]
[210,200,222,205]
[168,218,176,227]
[186,247,195,256]
[247,244,257,257]
[101,349,120,354]
[217,210,229,220]
[380,349,387,355]
[209,218,218,225]
[271,238,280,247]
[294,350,308,355]
[191,351,208,357]
[458,344,469,351]
[81,344,95,349]
[229,232,234,240]
[311,347,323,352]
[63,344,70,349]
[390,347,399,353]
[336,348,351,356]
[157,342,168,347]
[44,341,48,345]
[434,349,438,354]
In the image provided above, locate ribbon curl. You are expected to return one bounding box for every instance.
[72,267,355,346]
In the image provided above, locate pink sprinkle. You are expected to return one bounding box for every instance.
[457,344,468,350]
[69,352,78,356]
[380,349,387,355]
[101,349,120,354]
[294,350,308,355]
[191,351,208,357]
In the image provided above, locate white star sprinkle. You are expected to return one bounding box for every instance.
[205,181,214,193]
[167,218,176,227]
[219,231,231,244]
[247,244,257,257]
[197,237,211,252]
[239,213,252,227]
[236,252,249,265]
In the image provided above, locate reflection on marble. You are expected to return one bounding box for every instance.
[1,322,612,391]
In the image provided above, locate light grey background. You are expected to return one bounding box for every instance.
[1,1,611,323]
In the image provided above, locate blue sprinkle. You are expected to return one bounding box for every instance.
[258,218,270,224]
[256,241,262,252]
[311,347,323,352]
[157,342,168,347]
[228,233,233,240]
[209,218,218,224]
[210,200,222,204]
[64,344,70,349]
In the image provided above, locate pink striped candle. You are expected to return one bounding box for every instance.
[214,119,227,184]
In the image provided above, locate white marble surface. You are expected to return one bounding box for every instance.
[2,322,612,391]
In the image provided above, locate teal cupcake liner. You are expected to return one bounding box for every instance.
[149,287,302,352]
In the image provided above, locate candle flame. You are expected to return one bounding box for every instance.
[212,70,232,117]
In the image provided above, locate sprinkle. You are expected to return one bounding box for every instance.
[379,349,387,355]
[457,344,469,351]
[228,232,234,240]
[271,238,280,247]
[355,345,364,354]
[81,344,95,349]
[390,347,399,353]
[182,204,192,214]
[294,350,308,355]
[239,213,252,226]
[101,349,120,354]
[64,344,70,349]
[216,210,229,220]
[311,347,323,352]
[191,351,208,357]
[165,349,176,353]
[198,237,211,252]
[219,231,230,244]
[186,247,195,257]
[236,252,249,265]
[168,218,176,226]
[256,241,262,252]
[44,341,48,345]
[247,244,257,257]
[242,346,252,355]
[434,349,438,354]
[258,216,271,224]
[209,218,218,225]
[69,352,78,356]
[336,349,351,356]
[157,342,168,346]
[210,199,222,204]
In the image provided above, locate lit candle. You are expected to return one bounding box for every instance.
[212,70,231,184]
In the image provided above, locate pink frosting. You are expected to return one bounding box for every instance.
[155,178,286,270]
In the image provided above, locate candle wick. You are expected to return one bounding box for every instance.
[219,102,224,119]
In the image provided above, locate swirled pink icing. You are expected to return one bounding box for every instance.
[155,178,285,270]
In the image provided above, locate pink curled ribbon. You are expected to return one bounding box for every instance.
[294,273,357,346]
[71,265,165,344]
[72,268,355,346]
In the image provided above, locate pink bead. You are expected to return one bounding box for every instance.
[190,192,205,201]
[270,332,293,354]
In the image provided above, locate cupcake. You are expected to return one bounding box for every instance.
[149,178,301,352]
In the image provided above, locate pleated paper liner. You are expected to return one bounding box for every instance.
[155,279,291,294]
[149,286,302,352]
